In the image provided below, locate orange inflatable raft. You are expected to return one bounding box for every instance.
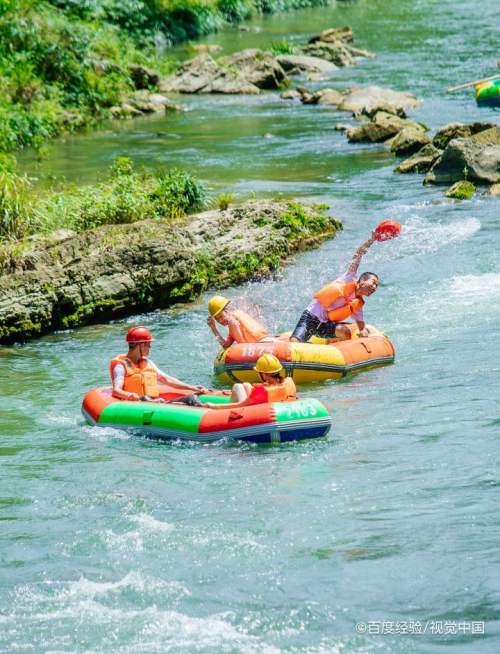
[214,324,395,384]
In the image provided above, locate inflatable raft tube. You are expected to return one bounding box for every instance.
[82,386,331,444]
[214,324,395,384]
[475,79,500,107]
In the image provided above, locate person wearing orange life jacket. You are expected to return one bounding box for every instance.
[205,354,297,410]
[290,231,380,343]
[207,295,269,348]
[110,326,207,402]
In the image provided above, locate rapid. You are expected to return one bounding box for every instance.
[2,0,500,652]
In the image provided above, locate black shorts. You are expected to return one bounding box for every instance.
[291,310,338,342]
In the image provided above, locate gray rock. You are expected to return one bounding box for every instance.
[0,201,341,343]
[129,64,159,89]
[276,54,338,74]
[301,41,355,67]
[426,127,500,184]
[159,54,260,95]
[316,89,345,106]
[338,85,420,115]
[220,49,287,90]
[280,89,301,100]
[432,122,496,149]
[309,26,354,43]
[395,144,442,173]
[347,111,425,143]
[389,127,432,156]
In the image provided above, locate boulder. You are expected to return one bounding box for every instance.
[347,111,425,143]
[276,54,338,75]
[343,44,375,58]
[395,143,442,173]
[338,85,420,115]
[316,89,345,106]
[129,64,159,89]
[301,42,355,67]
[433,122,496,149]
[190,44,223,53]
[280,89,301,100]
[309,26,354,43]
[159,54,260,95]
[445,180,476,199]
[159,55,221,94]
[220,49,287,89]
[489,182,500,196]
[127,91,172,113]
[389,127,432,156]
[426,127,500,184]
[0,201,341,343]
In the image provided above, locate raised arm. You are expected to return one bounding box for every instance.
[346,232,376,276]
[207,316,234,349]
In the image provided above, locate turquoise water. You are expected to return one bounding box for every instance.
[3,0,500,652]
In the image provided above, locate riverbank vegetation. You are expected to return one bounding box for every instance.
[0,156,206,241]
[0,0,328,154]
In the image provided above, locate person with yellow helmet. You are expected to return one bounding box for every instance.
[207,295,269,348]
[205,353,296,409]
[110,326,207,402]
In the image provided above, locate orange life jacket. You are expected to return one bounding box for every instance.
[313,280,364,322]
[248,376,297,404]
[109,354,160,398]
[229,309,269,343]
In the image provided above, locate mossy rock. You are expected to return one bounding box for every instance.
[445,180,476,200]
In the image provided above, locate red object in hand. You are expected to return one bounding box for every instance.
[374,220,401,242]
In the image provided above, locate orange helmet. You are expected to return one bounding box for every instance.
[126,326,154,344]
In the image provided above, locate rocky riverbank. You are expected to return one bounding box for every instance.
[287,81,499,198]
[0,200,341,343]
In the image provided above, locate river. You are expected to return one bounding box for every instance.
[3,0,500,652]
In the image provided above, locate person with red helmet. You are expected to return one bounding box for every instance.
[110,326,206,402]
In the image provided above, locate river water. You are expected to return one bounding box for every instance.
[3,0,500,652]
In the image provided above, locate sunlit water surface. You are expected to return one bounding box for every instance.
[3,0,500,652]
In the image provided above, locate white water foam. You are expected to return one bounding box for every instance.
[371,215,481,263]
[102,512,175,552]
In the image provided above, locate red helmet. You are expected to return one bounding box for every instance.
[126,326,154,344]
[374,220,401,242]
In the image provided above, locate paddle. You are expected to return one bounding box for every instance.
[447,73,500,93]
[373,220,401,242]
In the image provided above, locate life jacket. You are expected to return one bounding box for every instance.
[247,377,297,405]
[229,309,269,343]
[313,280,364,322]
[109,354,159,398]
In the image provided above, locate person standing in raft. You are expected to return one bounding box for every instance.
[110,327,206,402]
[290,231,380,343]
[207,295,269,348]
[205,354,296,409]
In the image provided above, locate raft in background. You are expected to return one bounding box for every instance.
[475,79,500,107]
[214,325,395,384]
[82,385,331,444]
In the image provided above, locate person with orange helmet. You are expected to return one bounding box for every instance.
[290,231,380,343]
[205,353,296,409]
[207,296,270,348]
[110,326,206,402]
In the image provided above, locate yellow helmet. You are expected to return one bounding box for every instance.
[254,353,283,375]
[208,295,230,317]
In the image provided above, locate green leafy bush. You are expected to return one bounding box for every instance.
[34,157,207,234]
